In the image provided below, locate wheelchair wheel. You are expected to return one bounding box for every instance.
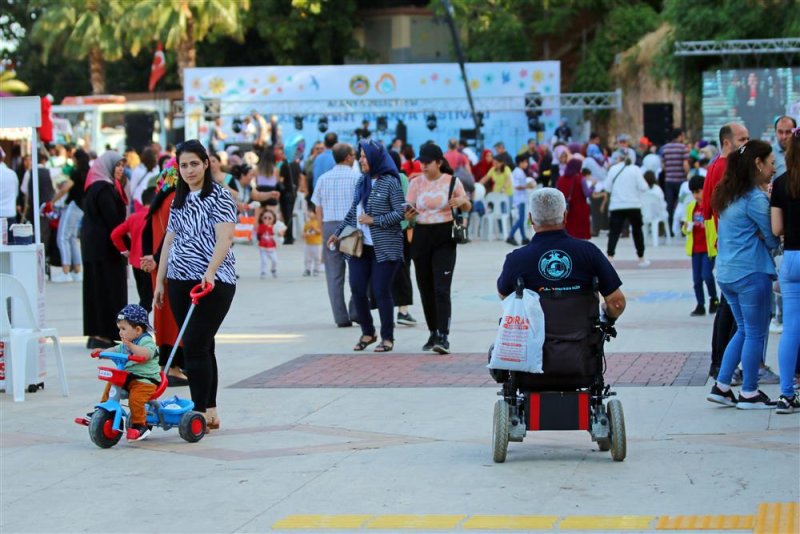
[89,409,122,449]
[492,399,510,463]
[607,399,626,461]
[596,438,611,451]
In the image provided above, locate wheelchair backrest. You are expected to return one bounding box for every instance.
[537,290,600,337]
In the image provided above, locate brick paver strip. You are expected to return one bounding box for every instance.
[230,351,711,389]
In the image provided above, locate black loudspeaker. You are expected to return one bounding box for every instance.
[643,103,673,147]
[124,112,155,153]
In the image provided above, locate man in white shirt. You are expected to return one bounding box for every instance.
[605,160,650,267]
[0,147,19,231]
[311,143,360,327]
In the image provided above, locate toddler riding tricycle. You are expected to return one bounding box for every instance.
[75,350,206,448]
[75,283,212,448]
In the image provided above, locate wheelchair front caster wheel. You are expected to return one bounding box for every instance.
[492,399,510,463]
[607,399,626,461]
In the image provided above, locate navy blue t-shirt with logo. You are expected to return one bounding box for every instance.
[497,230,622,297]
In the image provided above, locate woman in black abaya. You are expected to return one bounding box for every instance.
[81,151,128,348]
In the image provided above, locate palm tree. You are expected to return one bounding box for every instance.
[127,0,250,87]
[29,0,127,95]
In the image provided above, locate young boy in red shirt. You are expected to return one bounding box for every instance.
[683,175,719,316]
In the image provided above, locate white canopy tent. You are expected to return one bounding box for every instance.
[0,96,43,243]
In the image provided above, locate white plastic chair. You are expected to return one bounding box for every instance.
[483,192,511,241]
[0,274,68,402]
[641,192,671,247]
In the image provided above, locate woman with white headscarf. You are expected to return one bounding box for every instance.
[81,151,129,349]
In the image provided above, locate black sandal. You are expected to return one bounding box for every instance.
[374,340,394,353]
[353,335,378,351]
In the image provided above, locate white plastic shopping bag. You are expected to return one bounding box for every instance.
[488,289,546,373]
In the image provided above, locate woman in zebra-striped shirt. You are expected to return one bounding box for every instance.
[153,140,237,430]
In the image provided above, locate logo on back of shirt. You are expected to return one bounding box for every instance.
[538,249,572,281]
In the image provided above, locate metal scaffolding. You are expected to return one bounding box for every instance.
[674,38,800,56]
[173,90,622,118]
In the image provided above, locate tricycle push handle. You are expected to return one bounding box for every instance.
[190,283,213,305]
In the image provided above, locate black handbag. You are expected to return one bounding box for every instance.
[448,176,469,244]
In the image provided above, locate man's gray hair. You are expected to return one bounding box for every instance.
[332,143,353,163]
[529,188,566,226]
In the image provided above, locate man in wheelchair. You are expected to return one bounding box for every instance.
[496,187,626,388]
[490,188,630,462]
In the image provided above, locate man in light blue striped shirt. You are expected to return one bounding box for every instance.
[311,143,361,326]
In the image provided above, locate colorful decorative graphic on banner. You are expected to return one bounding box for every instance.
[375,73,397,95]
[349,75,370,96]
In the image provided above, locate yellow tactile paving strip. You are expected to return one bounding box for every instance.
[272,502,798,531]
[656,515,755,530]
[754,502,798,534]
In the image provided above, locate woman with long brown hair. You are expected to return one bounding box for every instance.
[770,128,800,413]
[707,140,781,409]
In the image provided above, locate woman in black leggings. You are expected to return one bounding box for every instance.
[405,143,471,353]
[154,140,238,430]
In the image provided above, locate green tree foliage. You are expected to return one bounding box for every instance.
[125,0,251,87]
[441,0,661,91]
[249,0,361,65]
[29,0,129,94]
[572,2,660,92]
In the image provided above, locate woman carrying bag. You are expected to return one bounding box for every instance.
[405,143,471,354]
[327,140,405,353]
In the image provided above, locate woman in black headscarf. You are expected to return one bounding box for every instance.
[81,151,128,348]
[327,140,405,352]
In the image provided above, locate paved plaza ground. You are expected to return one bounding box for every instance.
[1,234,798,533]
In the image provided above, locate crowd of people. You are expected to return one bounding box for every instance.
[0,108,798,439]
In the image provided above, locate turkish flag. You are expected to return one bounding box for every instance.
[148,42,166,92]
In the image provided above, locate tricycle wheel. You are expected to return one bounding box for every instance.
[179,411,206,443]
[492,399,510,463]
[607,399,626,461]
[89,409,122,448]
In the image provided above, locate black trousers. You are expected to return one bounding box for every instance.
[82,256,127,340]
[280,195,295,244]
[607,208,645,258]
[167,278,235,412]
[392,230,414,307]
[665,181,682,234]
[132,267,153,313]
[412,223,457,334]
[710,294,737,369]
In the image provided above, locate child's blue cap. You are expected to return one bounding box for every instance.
[117,304,151,330]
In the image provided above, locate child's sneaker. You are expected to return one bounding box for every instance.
[312,270,320,276]
[126,425,151,441]
[775,394,800,414]
[690,305,706,317]
[706,384,737,407]
[302,270,311,277]
[260,272,266,280]
[735,390,776,410]
[708,297,719,314]
[271,270,278,278]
